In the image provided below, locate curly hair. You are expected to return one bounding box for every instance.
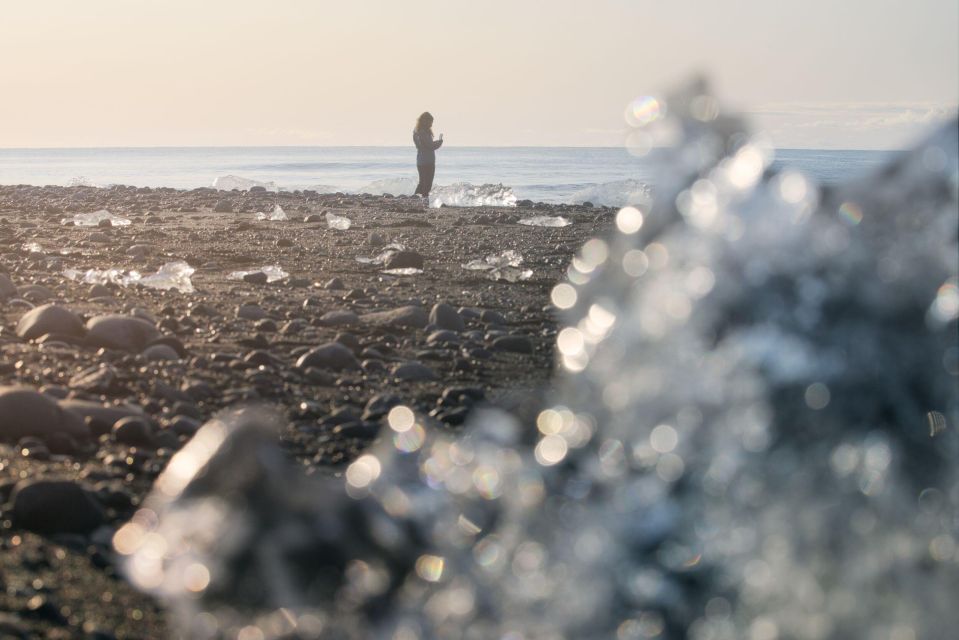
[414,111,434,134]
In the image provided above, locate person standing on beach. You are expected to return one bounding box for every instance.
[413,112,443,197]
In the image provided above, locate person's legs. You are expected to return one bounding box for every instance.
[415,164,429,196]
[421,163,435,196]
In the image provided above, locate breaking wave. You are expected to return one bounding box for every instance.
[429,182,517,208]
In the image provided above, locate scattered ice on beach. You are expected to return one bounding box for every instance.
[212,175,280,192]
[228,265,289,283]
[22,242,43,253]
[326,212,352,230]
[355,177,419,196]
[381,268,424,276]
[430,183,518,208]
[139,261,195,293]
[567,178,651,208]
[120,82,959,640]
[64,267,138,286]
[518,215,570,227]
[63,261,195,292]
[356,243,406,265]
[63,209,132,227]
[462,249,524,270]
[255,204,288,221]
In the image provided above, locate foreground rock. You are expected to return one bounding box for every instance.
[16,304,85,341]
[85,314,161,351]
[0,386,90,442]
[10,479,106,534]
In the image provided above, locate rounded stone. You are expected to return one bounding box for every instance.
[0,386,91,442]
[11,480,106,534]
[16,304,85,341]
[85,314,161,351]
[429,303,466,332]
[295,342,360,371]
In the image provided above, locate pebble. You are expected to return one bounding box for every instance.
[111,416,155,448]
[481,309,509,325]
[430,302,466,332]
[243,272,269,285]
[142,343,181,362]
[10,479,106,534]
[16,304,86,341]
[391,361,439,382]
[237,303,268,320]
[295,342,361,371]
[361,305,429,329]
[0,386,90,442]
[324,277,345,290]
[385,250,425,270]
[85,314,161,351]
[0,273,17,298]
[492,335,533,354]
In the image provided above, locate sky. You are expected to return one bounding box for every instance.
[0,0,956,149]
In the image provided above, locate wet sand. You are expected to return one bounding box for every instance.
[0,184,612,637]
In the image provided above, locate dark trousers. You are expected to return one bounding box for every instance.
[415,163,435,196]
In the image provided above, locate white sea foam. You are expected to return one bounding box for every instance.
[212,175,280,192]
[429,182,517,208]
[567,178,651,207]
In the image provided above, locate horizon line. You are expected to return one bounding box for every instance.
[0,143,906,153]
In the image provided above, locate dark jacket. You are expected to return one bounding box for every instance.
[413,129,442,166]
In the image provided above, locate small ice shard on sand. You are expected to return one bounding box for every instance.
[63,209,132,227]
[139,261,195,293]
[228,265,289,283]
[429,182,517,208]
[381,268,423,276]
[461,250,531,282]
[256,205,288,221]
[517,215,570,227]
[326,212,352,230]
[22,242,43,253]
[355,243,406,265]
[63,261,195,292]
[63,267,139,286]
[462,249,524,271]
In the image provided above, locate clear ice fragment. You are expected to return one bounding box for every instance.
[228,265,289,282]
[517,215,570,227]
[326,212,352,230]
[63,209,132,227]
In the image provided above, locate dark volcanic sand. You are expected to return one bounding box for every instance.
[0,184,612,638]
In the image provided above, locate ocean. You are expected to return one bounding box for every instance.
[0,146,897,206]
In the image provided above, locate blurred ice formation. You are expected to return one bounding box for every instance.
[120,81,958,639]
[64,209,132,227]
[356,243,407,265]
[462,250,533,282]
[429,183,518,208]
[356,177,419,196]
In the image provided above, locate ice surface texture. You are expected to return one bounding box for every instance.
[213,175,279,192]
[228,266,289,283]
[119,81,958,639]
[256,205,288,221]
[64,261,194,293]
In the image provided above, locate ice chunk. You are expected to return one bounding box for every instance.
[429,183,517,208]
[228,265,289,282]
[63,261,194,293]
[355,177,418,195]
[63,267,138,286]
[462,249,524,270]
[63,209,132,227]
[355,243,405,265]
[66,176,99,187]
[381,267,423,276]
[139,261,195,293]
[517,215,570,227]
[326,212,352,230]
[488,266,532,282]
[22,242,43,253]
[256,205,288,221]
[212,175,279,192]
[567,178,651,208]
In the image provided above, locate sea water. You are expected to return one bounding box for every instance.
[0,146,896,206]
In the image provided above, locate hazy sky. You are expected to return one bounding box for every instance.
[1,0,956,149]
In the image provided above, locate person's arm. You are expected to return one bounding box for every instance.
[413,132,426,150]
[433,134,443,150]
